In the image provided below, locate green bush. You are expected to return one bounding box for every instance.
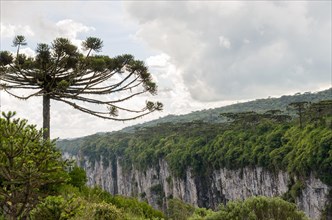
[30,195,82,220]
[188,208,214,220]
[68,166,87,189]
[92,201,125,220]
[79,187,164,219]
[167,198,195,220]
[205,196,308,220]
[0,112,69,219]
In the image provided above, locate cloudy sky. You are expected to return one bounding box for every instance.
[1,1,331,139]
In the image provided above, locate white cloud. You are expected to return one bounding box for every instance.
[20,47,36,57]
[145,53,235,116]
[1,1,331,139]
[219,36,231,49]
[146,53,170,67]
[1,23,34,38]
[32,19,95,50]
[55,19,95,39]
[125,1,331,101]
[53,19,95,50]
[1,93,42,128]
[1,18,96,55]
[1,1,164,139]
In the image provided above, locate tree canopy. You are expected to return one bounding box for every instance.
[0,112,68,219]
[0,35,162,139]
[58,102,332,185]
[0,112,164,219]
[203,196,309,220]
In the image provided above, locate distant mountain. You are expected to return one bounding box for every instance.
[57,88,331,139]
[122,88,331,132]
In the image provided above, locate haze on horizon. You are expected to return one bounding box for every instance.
[0,1,331,138]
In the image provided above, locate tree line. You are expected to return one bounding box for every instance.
[59,100,332,186]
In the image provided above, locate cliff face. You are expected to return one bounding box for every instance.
[64,153,330,219]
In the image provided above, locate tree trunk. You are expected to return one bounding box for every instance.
[43,94,50,140]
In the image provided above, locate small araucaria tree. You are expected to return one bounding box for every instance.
[0,111,69,219]
[0,35,163,139]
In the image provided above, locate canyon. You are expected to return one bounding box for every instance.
[64,152,330,219]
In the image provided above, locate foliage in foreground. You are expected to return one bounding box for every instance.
[29,185,165,220]
[0,113,164,219]
[0,112,68,219]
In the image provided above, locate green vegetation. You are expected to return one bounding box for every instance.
[0,112,68,219]
[166,196,309,220]
[57,92,331,219]
[121,88,331,132]
[167,198,195,220]
[29,186,164,220]
[58,99,332,186]
[192,196,309,220]
[68,166,87,189]
[0,112,164,219]
[1,89,331,219]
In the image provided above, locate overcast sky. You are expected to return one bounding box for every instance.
[1,1,331,139]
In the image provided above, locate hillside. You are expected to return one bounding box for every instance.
[57,88,332,219]
[58,88,331,154]
[122,88,331,132]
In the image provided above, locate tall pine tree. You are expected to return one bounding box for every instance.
[0,36,162,139]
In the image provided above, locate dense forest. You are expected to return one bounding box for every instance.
[58,89,332,185]
[57,89,332,219]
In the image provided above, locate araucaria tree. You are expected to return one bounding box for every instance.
[0,112,68,219]
[0,35,163,139]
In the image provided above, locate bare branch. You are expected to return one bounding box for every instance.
[4,88,43,100]
[53,96,155,121]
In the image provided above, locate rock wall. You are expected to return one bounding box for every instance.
[64,152,330,219]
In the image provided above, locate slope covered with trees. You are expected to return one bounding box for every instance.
[0,113,313,219]
[58,89,332,184]
[57,89,331,219]
[122,88,331,131]
[58,104,332,186]
[0,112,164,219]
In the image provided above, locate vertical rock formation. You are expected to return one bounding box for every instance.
[64,152,330,219]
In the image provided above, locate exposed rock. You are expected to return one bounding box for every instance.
[63,152,330,219]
